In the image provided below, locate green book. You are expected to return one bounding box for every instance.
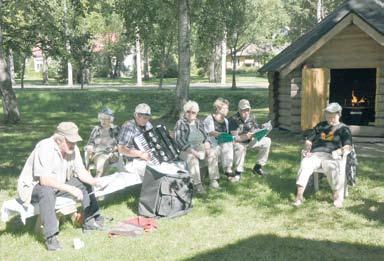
[253,128,269,141]
[217,133,234,144]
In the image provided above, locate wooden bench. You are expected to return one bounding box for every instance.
[1,171,142,225]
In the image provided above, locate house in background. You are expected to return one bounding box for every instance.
[32,47,43,72]
[259,0,384,137]
[226,44,260,69]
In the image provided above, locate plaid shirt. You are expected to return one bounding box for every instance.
[118,119,153,149]
[228,112,259,143]
[86,124,120,148]
[174,117,208,151]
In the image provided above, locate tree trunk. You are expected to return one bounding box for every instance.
[21,55,26,89]
[143,43,150,80]
[317,0,323,22]
[214,44,221,82]
[0,23,20,123]
[80,67,84,90]
[64,0,73,86]
[231,47,237,89]
[136,33,142,86]
[7,49,16,85]
[85,67,91,83]
[115,59,121,78]
[158,46,166,90]
[158,39,173,90]
[221,34,227,85]
[108,56,113,77]
[209,58,215,83]
[43,52,49,85]
[67,61,73,86]
[170,0,190,119]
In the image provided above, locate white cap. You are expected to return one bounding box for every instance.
[135,103,151,115]
[55,122,82,143]
[324,102,342,113]
[238,99,251,110]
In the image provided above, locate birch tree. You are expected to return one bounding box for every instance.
[0,0,20,123]
[172,0,191,118]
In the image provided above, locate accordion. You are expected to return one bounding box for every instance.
[133,124,180,165]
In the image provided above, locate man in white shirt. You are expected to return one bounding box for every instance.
[17,122,104,251]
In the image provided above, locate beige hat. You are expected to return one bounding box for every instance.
[55,122,82,143]
[238,99,251,110]
[135,103,151,115]
[324,102,342,113]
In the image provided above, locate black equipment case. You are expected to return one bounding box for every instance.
[138,163,193,218]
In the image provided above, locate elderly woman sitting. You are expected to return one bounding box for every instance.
[203,98,234,182]
[174,100,219,194]
[294,102,352,208]
[85,108,122,177]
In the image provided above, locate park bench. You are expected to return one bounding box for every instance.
[1,171,142,225]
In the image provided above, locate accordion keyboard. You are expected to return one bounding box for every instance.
[133,125,179,165]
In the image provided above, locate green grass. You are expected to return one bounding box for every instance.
[16,73,267,86]
[1,88,384,260]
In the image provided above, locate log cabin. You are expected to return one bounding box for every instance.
[259,0,384,137]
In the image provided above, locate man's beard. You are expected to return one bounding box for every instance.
[66,149,75,155]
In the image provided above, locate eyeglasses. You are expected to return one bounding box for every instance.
[186,110,197,115]
[65,139,77,147]
[137,113,151,118]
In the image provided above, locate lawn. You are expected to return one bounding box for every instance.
[15,72,267,87]
[0,88,383,260]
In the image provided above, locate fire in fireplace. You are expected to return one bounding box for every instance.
[351,90,368,107]
[329,68,376,126]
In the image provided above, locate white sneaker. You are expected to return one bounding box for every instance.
[232,175,241,182]
[333,200,343,208]
[195,183,206,195]
[210,180,220,189]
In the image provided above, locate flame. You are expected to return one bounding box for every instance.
[351,90,358,106]
[351,90,367,107]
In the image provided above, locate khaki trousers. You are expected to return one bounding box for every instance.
[93,153,124,177]
[296,152,346,201]
[179,148,220,185]
[123,159,148,178]
[209,142,234,175]
[233,137,271,172]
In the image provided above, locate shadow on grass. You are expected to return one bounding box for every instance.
[347,198,384,224]
[0,184,143,239]
[1,215,43,243]
[97,184,142,214]
[182,233,384,260]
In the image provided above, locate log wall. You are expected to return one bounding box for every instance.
[376,66,384,127]
[270,24,384,136]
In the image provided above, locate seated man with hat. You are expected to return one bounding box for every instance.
[17,122,105,251]
[85,107,123,177]
[294,102,352,208]
[228,99,272,181]
[117,103,153,177]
